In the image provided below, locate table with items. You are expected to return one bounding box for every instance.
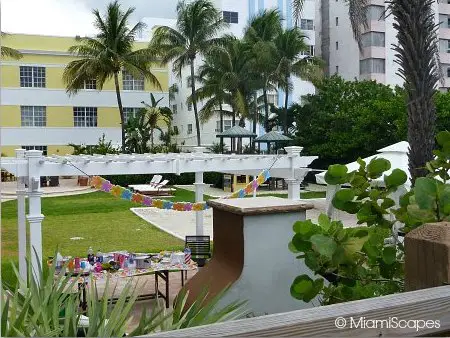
[53,248,196,309]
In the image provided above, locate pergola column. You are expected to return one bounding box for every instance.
[193,147,207,235]
[25,150,45,281]
[284,146,304,200]
[15,149,27,282]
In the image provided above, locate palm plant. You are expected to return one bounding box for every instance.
[274,27,323,135]
[293,0,440,183]
[151,0,227,146]
[141,93,174,148]
[244,9,283,133]
[1,33,23,59]
[63,0,161,152]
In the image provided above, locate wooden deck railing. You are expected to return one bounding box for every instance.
[150,285,450,337]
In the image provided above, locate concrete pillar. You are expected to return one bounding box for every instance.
[253,175,257,198]
[284,146,304,200]
[193,147,207,236]
[181,197,315,315]
[25,150,45,281]
[15,149,27,282]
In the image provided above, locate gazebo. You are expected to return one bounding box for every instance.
[254,131,292,154]
[1,147,316,282]
[216,126,257,154]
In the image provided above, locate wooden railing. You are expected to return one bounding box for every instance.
[151,285,450,337]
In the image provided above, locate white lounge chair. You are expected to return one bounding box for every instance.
[131,179,175,196]
[129,175,162,191]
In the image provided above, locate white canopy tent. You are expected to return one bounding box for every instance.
[315,141,410,187]
[1,146,317,282]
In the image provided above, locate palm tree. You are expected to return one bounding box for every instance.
[1,32,23,59]
[150,0,227,146]
[244,9,283,133]
[140,93,173,148]
[274,27,323,135]
[63,0,161,152]
[293,0,440,183]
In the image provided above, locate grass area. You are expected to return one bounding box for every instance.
[1,188,207,285]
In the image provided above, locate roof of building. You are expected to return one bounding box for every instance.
[216,126,257,138]
[254,131,292,143]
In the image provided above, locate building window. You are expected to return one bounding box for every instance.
[366,5,385,21]
[216,120,232,132]
[73,107,98,127]
[22,145,47,156]
[440,39,450,53]
[300,19,314,31]
[187,124,193,134]
[447,67,450,78]
[21,106,46,127]
[122,70,144,90]
[336,17,339,26]
[84,79,97,89]
[172,104,177,114]
[336,66,339,74]
[361,32,385,47]
[223,11,238,24]
[19,66,46,88]
[188,102,192,111]
[336,41,339,50]
[301,45,315,56]
[360,58,386,74]
[173,126,179,134]
[123,107,140,124]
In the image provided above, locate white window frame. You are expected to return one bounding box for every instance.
[21,106,46,127]
[22,145,47,156]
[20,66,46,88]
[83,79,97,90]
[122,70,144,91]
[123,107,140,124]
[300,19,314,31]
[73,107,98,127]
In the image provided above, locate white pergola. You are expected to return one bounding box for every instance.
[1,146,317,282]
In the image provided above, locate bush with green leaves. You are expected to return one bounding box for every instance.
[69,134,119,156]
[2,251,248,337]
[290,131,450,305]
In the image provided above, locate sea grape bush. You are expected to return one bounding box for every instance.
[290,131,450,305]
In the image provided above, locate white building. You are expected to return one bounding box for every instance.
[317,0,450,91]
[141,0,317,150]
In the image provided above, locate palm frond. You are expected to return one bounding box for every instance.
[346,0,369,49]
[292,0,305,27]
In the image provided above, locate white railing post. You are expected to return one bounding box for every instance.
[25,150,45,282]
[15,148,27,282]
[193,147,207,236]
[326,184,340,220]
[284,146,303,200]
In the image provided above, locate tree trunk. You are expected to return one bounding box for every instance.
[263,87,269,132]
[407,98,435,183]
[284,80,290,135]
[150,130,154,149]
[190,59,201,146]
[232,110,236,153]
[113,72,126,152]
[219,103,224,153]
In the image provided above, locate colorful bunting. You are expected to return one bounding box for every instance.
[91,168,270,212]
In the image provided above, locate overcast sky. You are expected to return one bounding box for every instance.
[1,0,178,36]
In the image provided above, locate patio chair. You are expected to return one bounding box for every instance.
[129,175,162,191]
[135,180,175,196]
[185,235,211,267]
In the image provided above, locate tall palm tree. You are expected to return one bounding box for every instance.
[244,9,283,132]
[293,0,440,183]
[63,0,161,152]
[1,32,23,59]
[150,0,227,146]
[274,27,323,135]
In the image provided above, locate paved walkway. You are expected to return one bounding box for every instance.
[174,183,326,198]
[1,178,94,202]
[132,197,359,240]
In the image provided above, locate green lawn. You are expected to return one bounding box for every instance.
[1,189,206,285]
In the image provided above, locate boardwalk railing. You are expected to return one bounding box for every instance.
[150,285,450,337]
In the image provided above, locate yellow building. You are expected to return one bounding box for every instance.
[0,33,169,156]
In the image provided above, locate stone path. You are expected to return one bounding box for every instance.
[132,197,359,241]
[1,178,94,202]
